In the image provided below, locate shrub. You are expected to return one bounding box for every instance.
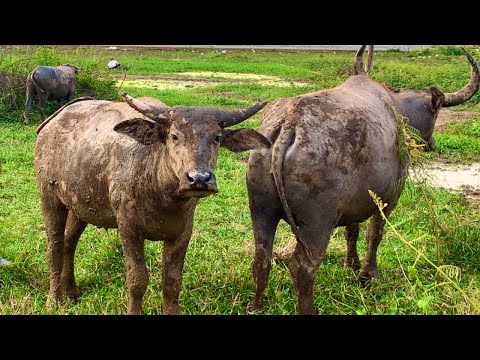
[436,45,464,56]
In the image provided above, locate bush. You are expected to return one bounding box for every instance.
[436,45,465,56]
[76,71,118,101]
[0,72,27,122]
[34,46,64,66]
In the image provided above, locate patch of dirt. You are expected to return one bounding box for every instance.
[119,78,220,91]
[422,162,480,188]
[460,185,480,209]
[435,109,480,130]
[177,71,309,87]
[410,161,480,208]
[118,72,309,90]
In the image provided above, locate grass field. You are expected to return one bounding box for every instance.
[0,45,479,314]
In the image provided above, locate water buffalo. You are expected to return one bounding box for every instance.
[23,64,81,124]
[35,91,270,314]
[353,46,479,151]
[247,46,479,314]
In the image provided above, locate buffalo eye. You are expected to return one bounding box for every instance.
[214,134,222,144]
[171,134,179,142]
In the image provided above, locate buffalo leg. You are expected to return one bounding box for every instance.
[344,223,361,270]
[359,212,385,281]
[162,216,193,315]
[249,205,280,311]
[119,224,148,315]
[38,92,48,120]
[40,196,69,301]
[246,150,283,312]
[61,211,87,300]
[287,228,330,315]
[66,89,74,102]
[427,136,436,151]
[23,82,35,124]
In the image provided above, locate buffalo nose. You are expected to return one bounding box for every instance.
[186,171,212,185]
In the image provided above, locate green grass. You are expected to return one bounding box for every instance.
[424,116,480,162]
[1,45,480,315]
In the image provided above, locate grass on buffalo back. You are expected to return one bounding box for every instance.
[1,45,480,314]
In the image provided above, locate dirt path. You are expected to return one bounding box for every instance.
[436,108,480,129]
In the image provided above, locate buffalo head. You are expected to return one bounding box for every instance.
[61,63,82,74]
[114,91,270,198]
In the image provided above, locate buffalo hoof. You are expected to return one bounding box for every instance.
[64,286,81,301]
[162,307,179,315]
[343,257,361,271]
[298,307,319,315]
[358,267,379,287]
[22,113,29,125]
[127,310,143,315]
[248,298,263,313]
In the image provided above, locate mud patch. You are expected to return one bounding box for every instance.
[411,161,480,208]
[176,71,309,87]
[420,161,480,190]
[119,78,220,90]
[118,72,309,90]
[460,185,480,209]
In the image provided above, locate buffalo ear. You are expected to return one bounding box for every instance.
[114,118,166,145]
[430,87,445,111]
[221,128,271,152]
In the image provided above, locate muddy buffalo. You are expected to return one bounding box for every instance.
[352,47,479,151]
[247,46,479,314]
[35,91,270,314]
[23,64,81,124]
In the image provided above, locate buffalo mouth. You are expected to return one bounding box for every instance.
[179,184,218,198]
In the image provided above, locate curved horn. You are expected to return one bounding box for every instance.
[443,48,480,107]
[364,45,374,74]
[217,101,268,128]
[119,90,170,123]
[354,45,367,75]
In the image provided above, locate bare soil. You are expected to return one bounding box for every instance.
[435,109,480,129]
[411,160,480,209]
[118,72,309,90]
